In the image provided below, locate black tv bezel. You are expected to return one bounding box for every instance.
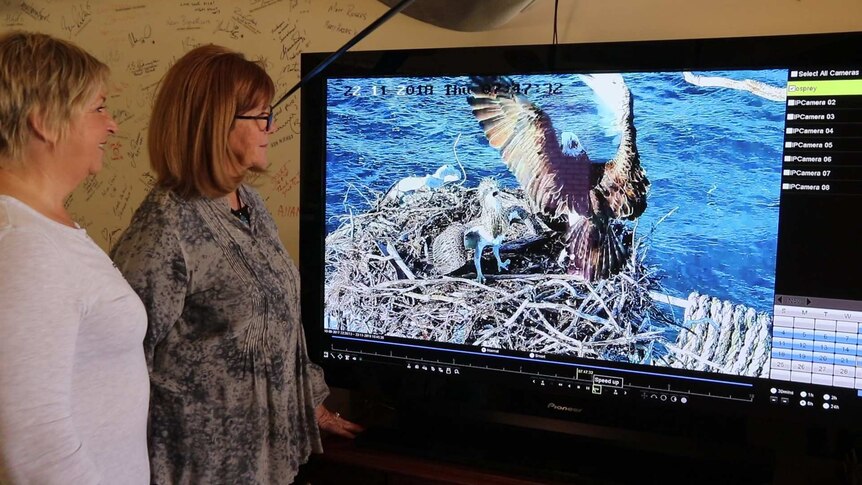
[299,31,862,439]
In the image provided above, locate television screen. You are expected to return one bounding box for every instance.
[323,70,784,375]
[300,32,862,472]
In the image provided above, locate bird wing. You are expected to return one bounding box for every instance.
[468,77,592,220]
[463,223,495,249]
[431,223,468,274]
[579,73,649,220]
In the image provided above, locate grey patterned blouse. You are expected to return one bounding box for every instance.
[111,184,329,485]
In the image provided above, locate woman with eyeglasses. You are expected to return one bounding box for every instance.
[110,44,362,484]
[0,32,149,484]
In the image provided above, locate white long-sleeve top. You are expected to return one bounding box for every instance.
[0,195,149,484]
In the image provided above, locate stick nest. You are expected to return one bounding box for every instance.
[324,182,678,365]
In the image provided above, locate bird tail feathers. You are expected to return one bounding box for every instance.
[562,214,629,281]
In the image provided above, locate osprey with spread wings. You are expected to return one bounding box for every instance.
[467,74,649,281]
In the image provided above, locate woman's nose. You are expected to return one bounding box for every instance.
[107,114,119,134]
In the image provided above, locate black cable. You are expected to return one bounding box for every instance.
[552,0,559,45]
[272,0,418,109]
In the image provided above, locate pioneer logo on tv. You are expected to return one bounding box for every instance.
[547,403,583,414]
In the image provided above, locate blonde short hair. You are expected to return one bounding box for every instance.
[149,45,275,198]
[0,31,109,166]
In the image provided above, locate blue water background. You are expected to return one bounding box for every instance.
[325,70,787,313]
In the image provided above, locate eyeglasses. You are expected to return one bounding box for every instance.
[235,108,274,132]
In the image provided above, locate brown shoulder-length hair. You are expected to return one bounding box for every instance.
[148,45,274,198]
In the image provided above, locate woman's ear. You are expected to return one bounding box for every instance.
[27,107,59,146]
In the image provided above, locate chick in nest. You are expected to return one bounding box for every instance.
[430,178,537,283]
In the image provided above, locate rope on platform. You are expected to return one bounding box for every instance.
[666,291,771,377]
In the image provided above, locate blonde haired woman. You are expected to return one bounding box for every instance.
[0,32,149,483]
[111,45,361,484]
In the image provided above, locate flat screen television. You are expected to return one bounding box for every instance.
[300,31,862,482]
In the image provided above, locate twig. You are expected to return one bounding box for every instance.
[584,280,621,331]
[380,240,416,280]
[452,132,467,186]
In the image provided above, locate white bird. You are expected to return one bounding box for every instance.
[683,71,786,102]
[384,164,461,202]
